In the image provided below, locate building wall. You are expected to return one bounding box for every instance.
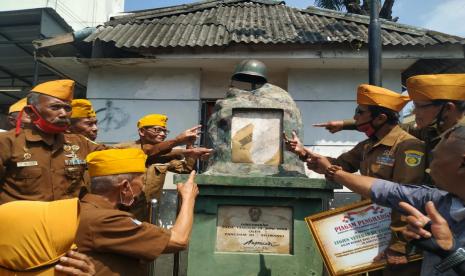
[0,0,124,30]
[87,66,201,143]
[287,68,402,179]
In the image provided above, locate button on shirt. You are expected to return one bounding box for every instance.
[371,179,465,276]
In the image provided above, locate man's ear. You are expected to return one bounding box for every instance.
[138,128,145,137]
[23,106,38,121]
[119,179,131,194]
[374,113,388,125]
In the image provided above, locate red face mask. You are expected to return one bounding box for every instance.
[27,105,68,134]
[356,121,377,138]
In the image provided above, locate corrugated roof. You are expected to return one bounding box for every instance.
[84,0,465,49]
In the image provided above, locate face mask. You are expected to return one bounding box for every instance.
[356,120,377,138]
[119,184,135,207]
[28,105,68,134]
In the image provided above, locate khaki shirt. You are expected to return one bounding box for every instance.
[330,125,426,254]
[403,117,465,185]
[76,194,171,276]
[343,118,465,185]
[114,140,195,221]
[0,128,105,204]
[331,125,426,184]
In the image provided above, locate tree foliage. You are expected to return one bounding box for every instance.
[313,0,397,21]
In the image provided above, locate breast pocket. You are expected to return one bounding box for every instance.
[13,167,43,195]
[370,163,393,179]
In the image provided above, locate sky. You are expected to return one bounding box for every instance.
[124,0,465,37]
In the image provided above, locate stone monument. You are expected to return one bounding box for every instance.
[175,60,338,276]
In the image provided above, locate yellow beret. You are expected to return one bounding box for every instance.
[407,74,465,101]
[71,99,96,118]
[31,79,75,101]
[0,198,79,273]
[86,148,147,177]
[137,114,168,128]
[357,84,410,112]
[8,97,27,114]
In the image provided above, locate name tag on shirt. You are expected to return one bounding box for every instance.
[376,155,395,167]
[17,161,38,167]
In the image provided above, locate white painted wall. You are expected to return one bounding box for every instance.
[87,67,201,144]
[0,0,124,30]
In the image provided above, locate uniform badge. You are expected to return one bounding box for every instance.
[23,152,32,160]
[17,161,38,167]
[64,144,85,165]
[404,150,424,167]
[376,154,395,167]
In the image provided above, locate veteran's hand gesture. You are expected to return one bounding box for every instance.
[313,120,344,134]
[400,201,454,251]
[177,170,199,202]
[176,125,202,144]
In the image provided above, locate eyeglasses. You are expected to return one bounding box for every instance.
[355,107,369,115]
[145,127,170,135]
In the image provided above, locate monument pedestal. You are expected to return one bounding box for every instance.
[174,174,339,276]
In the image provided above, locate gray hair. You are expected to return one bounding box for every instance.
[90,173,140,195]
[27,92,41,107]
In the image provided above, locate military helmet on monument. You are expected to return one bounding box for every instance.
[231,59,268,85]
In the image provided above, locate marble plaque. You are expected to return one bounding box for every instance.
[231,110,282,165]
[216,205,292,254]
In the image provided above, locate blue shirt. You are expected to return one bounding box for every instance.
[371,179,465,276]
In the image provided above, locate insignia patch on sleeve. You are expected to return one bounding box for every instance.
[404,150,424,167]
[131,218,142,226]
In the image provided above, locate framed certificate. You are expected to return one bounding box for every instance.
[305,200,421,276]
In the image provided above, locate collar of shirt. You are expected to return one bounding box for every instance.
[81,193,116,210]
[24,127,64,147]
[450,196,465,222]
[373,125,404,148]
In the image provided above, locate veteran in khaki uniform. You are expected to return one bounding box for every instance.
[77,148,199,276]
[315,74,465,186]
[115,114,212,221]
[67,99,99,141]
[404,74,465,182]
[287,84,425,275]
[0,80,106,204]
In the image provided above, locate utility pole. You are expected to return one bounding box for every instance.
[369,0,382,85]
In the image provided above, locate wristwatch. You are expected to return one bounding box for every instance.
[435,247,465,272]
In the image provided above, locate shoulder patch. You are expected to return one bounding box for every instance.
[131,218,142,226]
[404,150,424,167]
